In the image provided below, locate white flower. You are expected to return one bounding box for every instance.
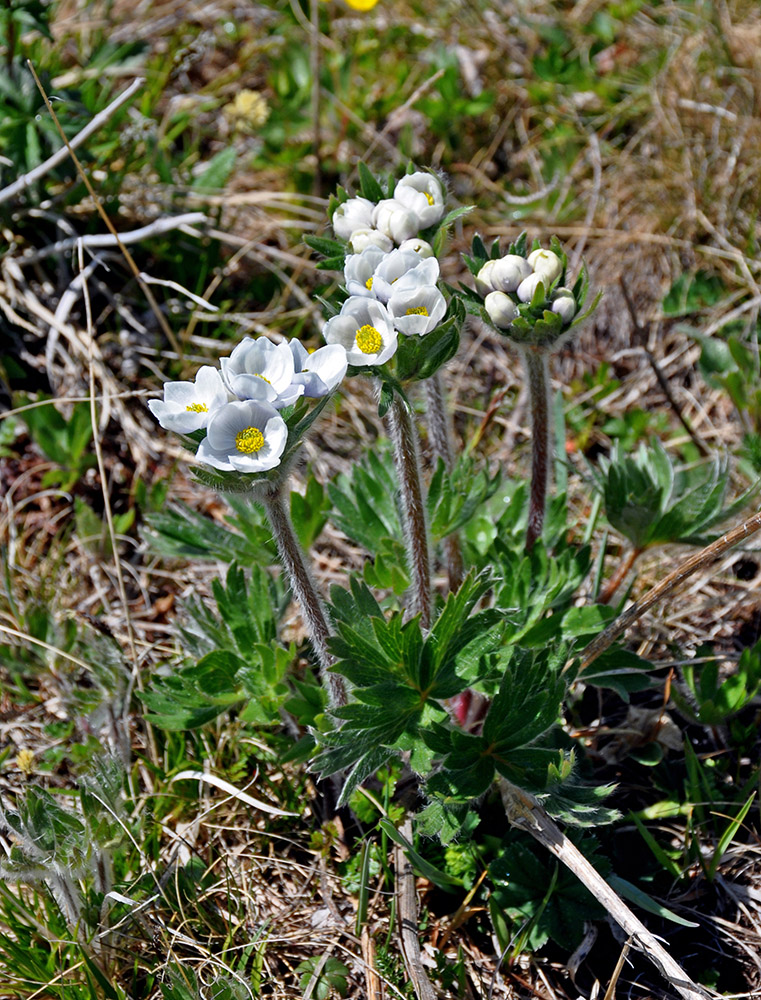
[484,291,519,329]
[491,254,532,293]
[551,287,576,325]
[221,337,303,408]
[394,172,445,228]
[372,250,439,304]
[387,273,447,336]
[148,366,228,433]
[344,245,388,298]
[372,198,419,244]
[196,400,287,473]
[516,272,548,304]
[398,238,435,258]
[527,248,563,284]
[289,341,348,396]
[323,297,397,366]
[349,228,393,253]
[332,196,375,241]
[475,259,498,296]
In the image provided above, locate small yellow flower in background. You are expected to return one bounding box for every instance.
[16,749,35,775]
[344,0,380,9]
[224,90,270,132]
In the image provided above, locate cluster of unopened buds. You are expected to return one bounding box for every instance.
[473,243,582,350]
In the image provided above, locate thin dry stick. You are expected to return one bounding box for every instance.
[79,239,158,769]
[498,779,710,1000]
[18,214,207,265]
[0,78,143,206]
[424,372,464,591]
[599,545,642,605]
[602,938,632,1000]
[619,276,711,457]
[579,509,761,672]
[310,0,321,198]
[394,818,436,1000]
[26,62,183,358]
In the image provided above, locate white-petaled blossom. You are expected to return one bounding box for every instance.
[491,254,533,293]
[348,228,393,254]
[393,172,445,229]
[372,199,419,244]
[551,287,577,325]
[527,248,563,284]
[331,196,375,241]
[372,250,439,304]
[221,337,303,408]
[323,297,397,366]
[289,341,348,397]
[196,400,288,473]
[344,245,388,298]
[475,259,498,296]
[516,272,548,304]
[148,366,229,433]
[484,291,519,329]
[398,237,435,258]
[387,271,447,336]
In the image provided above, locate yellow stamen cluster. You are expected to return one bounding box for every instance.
[186,402,209,413]
[365,277,374,290]
[235,426,265,454]
[355,324,383,355]
[254,373,271,384]
[424,191,435,206]
[405,306,428,316]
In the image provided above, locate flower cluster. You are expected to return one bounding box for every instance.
[331,172,446,254]
[477,247,577,333]
[148,337,348,474]
[324,172,449,369]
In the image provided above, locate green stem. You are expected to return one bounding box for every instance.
[424,372,464,592]
[387,393,432,629]
[523,347,552,552]
[262,483,346,708]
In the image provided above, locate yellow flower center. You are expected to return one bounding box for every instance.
[235,426,265,454]
[424,191,434,205]
[356,324,382,355]
[406,306,429,316]
[186,402,208,413]
[365,276,374,290]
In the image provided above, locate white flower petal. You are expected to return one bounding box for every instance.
[372,199,419,244]
[332,196,375,240]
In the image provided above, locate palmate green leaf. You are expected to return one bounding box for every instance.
[144,501,272,564]
[328,446,402,552]
[427,456,502,539]
[395,316,461,382]
[489,833,608,951]
[575,647,654,701]
[291,473,330,550]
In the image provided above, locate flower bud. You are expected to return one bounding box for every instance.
[332,197,375,240]
[349,228,393,253]
[475,259,498,296]
[527,248,562,284]
[484,291,519,329]
[551,287,576,325]
[516,272,548,303]
[372,199,420,244]
[398,238,435,258]
[491,254,532,292]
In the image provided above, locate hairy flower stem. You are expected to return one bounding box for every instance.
[262,485,346,708]
[424,373,464,592]
[599,545,643,605]
[387,393,432,630]
[523,347,552,552]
